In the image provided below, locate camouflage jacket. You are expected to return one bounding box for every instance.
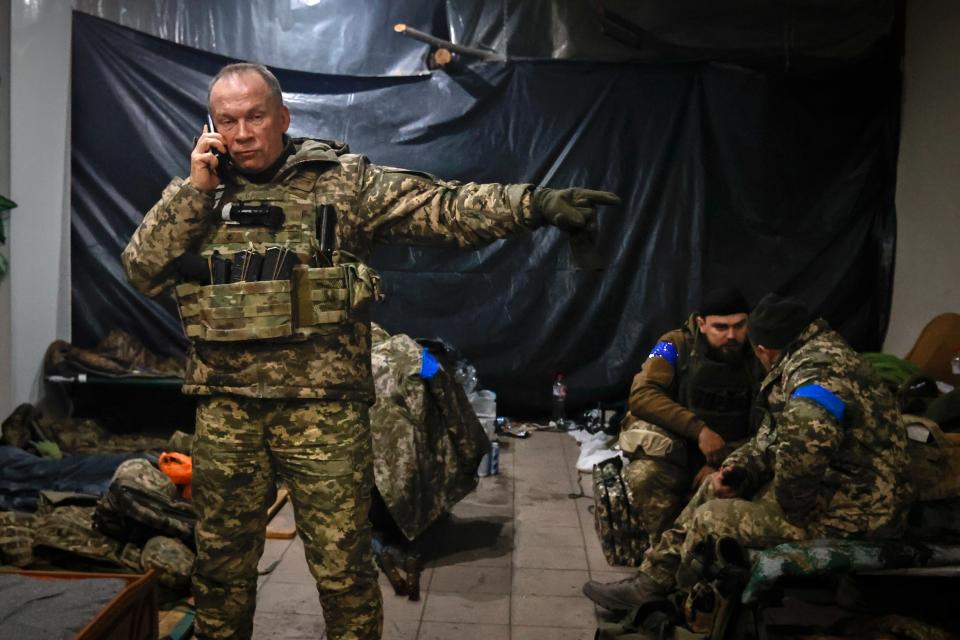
[725,320,912,538]
[369,327,488,540]
[629,315,759,442]
[122,138,538,400]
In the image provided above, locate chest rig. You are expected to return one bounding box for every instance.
[677,332,755,443]
[174,170,382,343]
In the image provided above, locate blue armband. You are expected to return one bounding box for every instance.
[792,384,845,422]
[648,341,678,367]
[419,348,440,379]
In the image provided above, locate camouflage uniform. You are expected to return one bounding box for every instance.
[369,328,489,541]
[122,138,540,640]
[639,319,912,589]
[620,315,759,544]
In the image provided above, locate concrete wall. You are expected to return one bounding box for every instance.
[0,0,11,419]
[886,0,960,356]
[1,0,72,418]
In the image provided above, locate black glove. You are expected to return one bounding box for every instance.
[533,187,621,231]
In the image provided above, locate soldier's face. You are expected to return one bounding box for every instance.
[209,72,290,174]
[697,313,748,355]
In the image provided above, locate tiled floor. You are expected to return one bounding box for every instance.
[252,429,633,639]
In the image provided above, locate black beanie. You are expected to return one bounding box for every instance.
[698,287,750,317]
[747,293,809,349]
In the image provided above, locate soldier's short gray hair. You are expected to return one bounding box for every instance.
[208,63,284,108]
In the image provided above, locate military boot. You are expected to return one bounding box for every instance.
[582,573,670,611]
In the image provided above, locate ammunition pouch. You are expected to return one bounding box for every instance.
[176,261,383,343]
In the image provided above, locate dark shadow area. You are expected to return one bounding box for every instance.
[414,512,513,568]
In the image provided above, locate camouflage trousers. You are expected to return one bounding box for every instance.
[621,422,698,546]
[192,396,382,640]
[640,480,806,589]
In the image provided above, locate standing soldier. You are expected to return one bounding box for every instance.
[122,62,618,640]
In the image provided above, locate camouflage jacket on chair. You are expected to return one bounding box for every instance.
[122,138,538,401]
[725,320,913,538]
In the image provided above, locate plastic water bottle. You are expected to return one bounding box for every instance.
[552,373,567,425]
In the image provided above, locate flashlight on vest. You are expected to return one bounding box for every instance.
[221,201,285,229]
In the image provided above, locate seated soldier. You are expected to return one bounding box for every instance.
[583,293,912,612]
[619,287,761,548]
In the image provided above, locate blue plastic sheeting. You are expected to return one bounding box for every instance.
[70,12,900,416]
[72,0,896,75]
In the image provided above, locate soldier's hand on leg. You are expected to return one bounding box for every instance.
[711,466,743,499]
[697,426,726,466]
[691,464,717,490]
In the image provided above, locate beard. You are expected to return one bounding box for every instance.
[709,340,745,364]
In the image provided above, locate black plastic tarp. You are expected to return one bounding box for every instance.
[73,0,896,74]
[71,11,901,416]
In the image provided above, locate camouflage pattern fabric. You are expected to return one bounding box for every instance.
[638,320,912,592]
[620,316,759,547]
[904,414,960,501]
[640,481,806,589]
[593,456,647,566]
[166,430,195,455]
[369,328,488,540]
[93,458,195,546]
[192,395,381,640]
[122,138,537,402]
[141,535,195,588]
[725,319,912,537]
[0,511,36,567]
[123,138,540,638]
[620,417,690,547]
[43,329,186,379]
[741,539,960,603]
[32,505,142,572]
[1,402,169,455]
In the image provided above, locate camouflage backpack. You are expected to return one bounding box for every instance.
[93,459,196,547]
[140,535,195,588]
[592,456,646,567]
[32,505,142,572]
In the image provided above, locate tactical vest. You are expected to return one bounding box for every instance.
[174,170,382,343]
[678,332,754,443]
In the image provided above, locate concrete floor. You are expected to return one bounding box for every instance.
[251,429,634,639]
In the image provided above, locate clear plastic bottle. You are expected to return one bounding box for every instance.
[552,373,567,425]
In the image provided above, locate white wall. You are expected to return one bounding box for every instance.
[886,0,960,356]
[0,0,11,419]
[2,0,72,415]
